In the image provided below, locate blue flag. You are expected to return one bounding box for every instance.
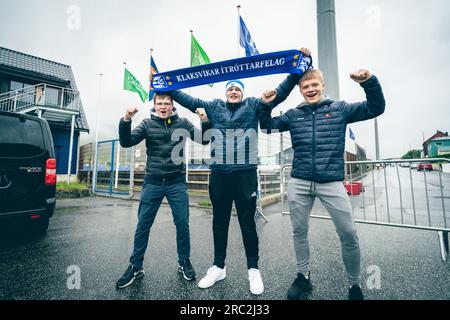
[149,56,159,101]
[152,49,312,92]
[349,128,356,141]
[240,16,259,57]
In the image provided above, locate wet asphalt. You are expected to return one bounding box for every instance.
[0,195,449,300]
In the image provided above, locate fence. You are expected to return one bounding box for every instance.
[280,158,450,261]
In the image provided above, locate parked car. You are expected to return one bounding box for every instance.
[0,111,56,235]
[418,163,433,171]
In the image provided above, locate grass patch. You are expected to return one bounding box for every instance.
[57,182,89,192]
[198,200,212,207]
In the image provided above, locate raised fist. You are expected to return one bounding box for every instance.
[196,108,209,122]
[261,89,277,104]
[300,47,311,57]
[350,69,372,83]
[124,106,139,121]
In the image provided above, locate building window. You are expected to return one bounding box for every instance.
[10,80,33,92]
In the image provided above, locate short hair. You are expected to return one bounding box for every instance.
[153,92,173,104]
[299,69,325,86]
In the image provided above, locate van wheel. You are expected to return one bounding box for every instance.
[30,216,50,236]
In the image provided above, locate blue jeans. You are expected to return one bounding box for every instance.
[130,178,190,269]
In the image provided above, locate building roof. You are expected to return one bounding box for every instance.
[0,47,89,132]
[423,130,448,147]
[431,136,450,142]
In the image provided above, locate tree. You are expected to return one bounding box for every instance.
[401,149,421,159]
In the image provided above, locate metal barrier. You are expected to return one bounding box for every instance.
[280,158,450,261]
[93,139,134,199]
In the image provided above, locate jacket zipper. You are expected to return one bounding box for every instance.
[163,120,169,184]
[312,111,316,180]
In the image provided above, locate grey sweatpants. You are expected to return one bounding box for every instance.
[287,177,361,286]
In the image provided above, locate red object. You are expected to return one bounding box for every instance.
[31,214,41,219]
[45,158,57,185]
[418,163,433,171]
[353,181,364,193]
[344,182,361,196]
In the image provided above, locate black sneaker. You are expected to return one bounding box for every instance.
[348,285,364,300]
[287,273,312,300]
[178,259,196,281]
[116,264,145,289]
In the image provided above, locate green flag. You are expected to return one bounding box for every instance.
[191,34,213,87]
[123,68,148,103]
[191,34,211,66]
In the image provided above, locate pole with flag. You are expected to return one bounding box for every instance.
[124,68,148,103]
[239,8,260,57]
[190,30,211,67]
[236,6,267,223]
[115,62,128,190]
[149,49,159,102]
[237,5,241,57]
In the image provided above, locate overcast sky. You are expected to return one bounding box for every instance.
[1,0,449,159]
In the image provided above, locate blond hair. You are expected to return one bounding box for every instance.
[299,69,324,86]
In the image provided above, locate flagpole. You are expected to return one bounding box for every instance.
[150,48,154,91]
[92,72,103,194]
[115,62,126,189]
[237,5,241,58]
[187,31,195,182]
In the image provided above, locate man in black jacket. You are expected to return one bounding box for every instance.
[259,68,385,300]
[116,93,210,289]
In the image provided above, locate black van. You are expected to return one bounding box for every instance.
[0,111,56,235]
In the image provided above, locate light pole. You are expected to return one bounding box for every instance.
[375,118,380,160]
[317,0,340,100]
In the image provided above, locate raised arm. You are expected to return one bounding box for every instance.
[119,122,147,149]
[258,93,291,133]
[343,70,386,124]
[184,119,212,145]
[267,73,301,108]
[168,90,214,115]
[260,47,311,109]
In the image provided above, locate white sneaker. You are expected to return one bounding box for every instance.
[198,265,226,289]
[248,268,264,295]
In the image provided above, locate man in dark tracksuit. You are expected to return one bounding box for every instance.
[259,69,385,300]
[167,48,311,295]
[115,93,210,289]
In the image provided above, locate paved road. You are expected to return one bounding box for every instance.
[1,195,449,300]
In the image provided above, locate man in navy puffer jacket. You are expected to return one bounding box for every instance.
[259,68,385,300]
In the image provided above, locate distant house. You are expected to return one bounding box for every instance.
[428,137,450,157]
[423,130,448,157]
[0,47,89,177]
